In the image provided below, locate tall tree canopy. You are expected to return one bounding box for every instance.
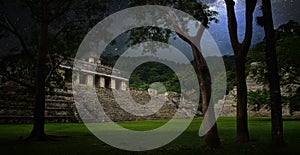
[0,0,107,140]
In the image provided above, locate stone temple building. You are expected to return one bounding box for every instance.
[59,57,128,91]
[0,56,198,124]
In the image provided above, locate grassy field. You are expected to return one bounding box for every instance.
[0,117,299,155]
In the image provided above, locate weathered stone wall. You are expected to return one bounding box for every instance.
[219,63,300,117]
[0,82,78,124]
[0,82,197,124]
[74,86,197,123]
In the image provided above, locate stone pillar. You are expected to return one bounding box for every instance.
[74,73,80,84]
[88,57,95,63]
[99,76,105,88]
[118,81,122,90]
[87,74,94,87]
[111,78,116,89]
[120,81,127,91]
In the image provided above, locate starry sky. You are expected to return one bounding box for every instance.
[106,0,300,57]
[202,0,300,55]
[0,0,299,57]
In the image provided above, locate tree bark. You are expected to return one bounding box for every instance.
[261,0,285,147]
[191,45,221,149]
[224,0,257,143]
[172,8,221,148]
[235,58,249,143]
[28,21,48,140]
[27,0,48,141]
[199,66,221,149]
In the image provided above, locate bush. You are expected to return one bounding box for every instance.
[140,84,150,90]
[290,88,300,114]
[247,90,269,111]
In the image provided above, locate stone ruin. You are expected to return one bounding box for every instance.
[0,81,198,124]
[60,57,128,91]
[218,62,300,117]
[0,57,198,124]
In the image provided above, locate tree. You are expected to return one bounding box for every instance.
[129,0,221,148]
[248,21,300,115]
[248,21,300,85]
[260,0,285,147]
[0,0,106,140]
[174,18,222,149]
[224,0,257,143]
[29,0,107,140]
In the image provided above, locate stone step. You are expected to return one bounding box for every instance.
[45,99,74,104]
[0,109,33,115]
[45,95,73,100]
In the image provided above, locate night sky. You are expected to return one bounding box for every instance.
[107,0,300,57]
[0,0,299,56]
[204,0,300,55]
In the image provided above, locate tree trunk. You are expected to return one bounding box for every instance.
[225,0,257,143]
[191,45,221,149]
[27,21,48,140]
[201,70,221,149]
[235,58,249,143]
[169,3,221,148]
[261,0,285,147]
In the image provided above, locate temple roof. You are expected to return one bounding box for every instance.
[59,57,128,81]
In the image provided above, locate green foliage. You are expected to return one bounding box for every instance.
[102,55,236,95]
[248,42,266,63]
[247,21,300,111]
[139,83,150,90]
[247,21,300,85]
[247,90,269,111]
[290,88,300,113]
[129,61,181,93]
[126,0,218,54]
[129,0,218,24]
[223,55,236,92]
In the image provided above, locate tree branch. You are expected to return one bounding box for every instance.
[241,0,258,57]
[168,6,208,68]
[224,0,241,55]
[0,14,32,57]
[45,55,65,82]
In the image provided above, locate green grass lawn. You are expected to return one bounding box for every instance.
[0,117,299,155]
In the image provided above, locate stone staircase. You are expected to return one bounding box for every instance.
[74,86,197,123]
[218,67,298,117]
[0,82,78,124]
[0,82,197,124]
